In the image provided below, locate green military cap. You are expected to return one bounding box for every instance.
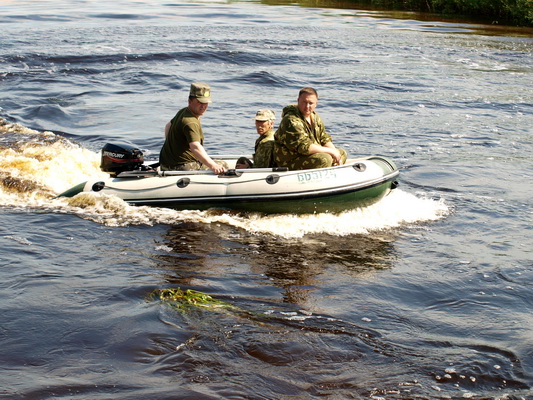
[189,82,212,103]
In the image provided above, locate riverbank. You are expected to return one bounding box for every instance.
[272,0,533,27]
[356,0,533,26]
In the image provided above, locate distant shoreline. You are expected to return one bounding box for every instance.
[349,0,533,27]
[270,0,533,27]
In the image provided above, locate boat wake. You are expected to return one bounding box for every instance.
[1,118,449,238]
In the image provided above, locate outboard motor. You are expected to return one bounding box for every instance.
[100,143,144,177]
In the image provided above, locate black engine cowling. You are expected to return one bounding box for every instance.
[100,143,144,177]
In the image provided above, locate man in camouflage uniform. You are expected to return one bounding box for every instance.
[159,82,226,174]
[236,109,276,169]
[253,109,276,168]
[274,87,347,170]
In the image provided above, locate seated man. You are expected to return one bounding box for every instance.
[236,109,276,169]
[274,87,347,170]
[159,82,226,174]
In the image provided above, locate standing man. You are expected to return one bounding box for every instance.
[274,87,347,170]
[159,82,226,174]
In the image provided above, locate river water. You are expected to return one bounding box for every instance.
[1,1,532,399]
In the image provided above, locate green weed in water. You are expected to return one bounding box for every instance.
[150,287,236,312]
[150,288,317,328]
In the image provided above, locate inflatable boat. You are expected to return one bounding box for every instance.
[58,144,400,214]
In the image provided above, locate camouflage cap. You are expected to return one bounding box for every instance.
[254,109,275,121]
[189,82,212,103]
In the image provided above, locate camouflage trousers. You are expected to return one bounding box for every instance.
[280,148,348,171]
[161,160,228,171]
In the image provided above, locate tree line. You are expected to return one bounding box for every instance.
[361,0,533,26]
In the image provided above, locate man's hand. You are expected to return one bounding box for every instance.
[189,141,226,174]
[330,148,342,165]
[209,162,226,175]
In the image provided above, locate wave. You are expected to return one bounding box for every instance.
[1,45,297,72]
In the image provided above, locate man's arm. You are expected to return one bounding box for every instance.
[189,141,226,174]
[308,142,342,165]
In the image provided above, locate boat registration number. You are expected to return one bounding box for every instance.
[297,170,337,183]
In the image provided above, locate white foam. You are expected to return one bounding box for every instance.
[49,188,449,238]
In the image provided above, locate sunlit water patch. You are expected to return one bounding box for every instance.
[0,118,107,199]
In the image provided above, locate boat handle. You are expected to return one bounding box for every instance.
[266,174,280,184]
[177,178,190,188]
[92,182,105,192]
[222,169,244,177]
[353,163,366,172]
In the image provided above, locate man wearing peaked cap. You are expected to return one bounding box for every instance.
[253,109,276,168]
[236,109,277,169]
[159,82,226,173]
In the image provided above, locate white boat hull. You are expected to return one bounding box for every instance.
[59,156,399,214]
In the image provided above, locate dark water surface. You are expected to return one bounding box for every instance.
[1,1,532,399]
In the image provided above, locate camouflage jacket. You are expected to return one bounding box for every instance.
[273,105,332,167]
[253,128,275,168]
